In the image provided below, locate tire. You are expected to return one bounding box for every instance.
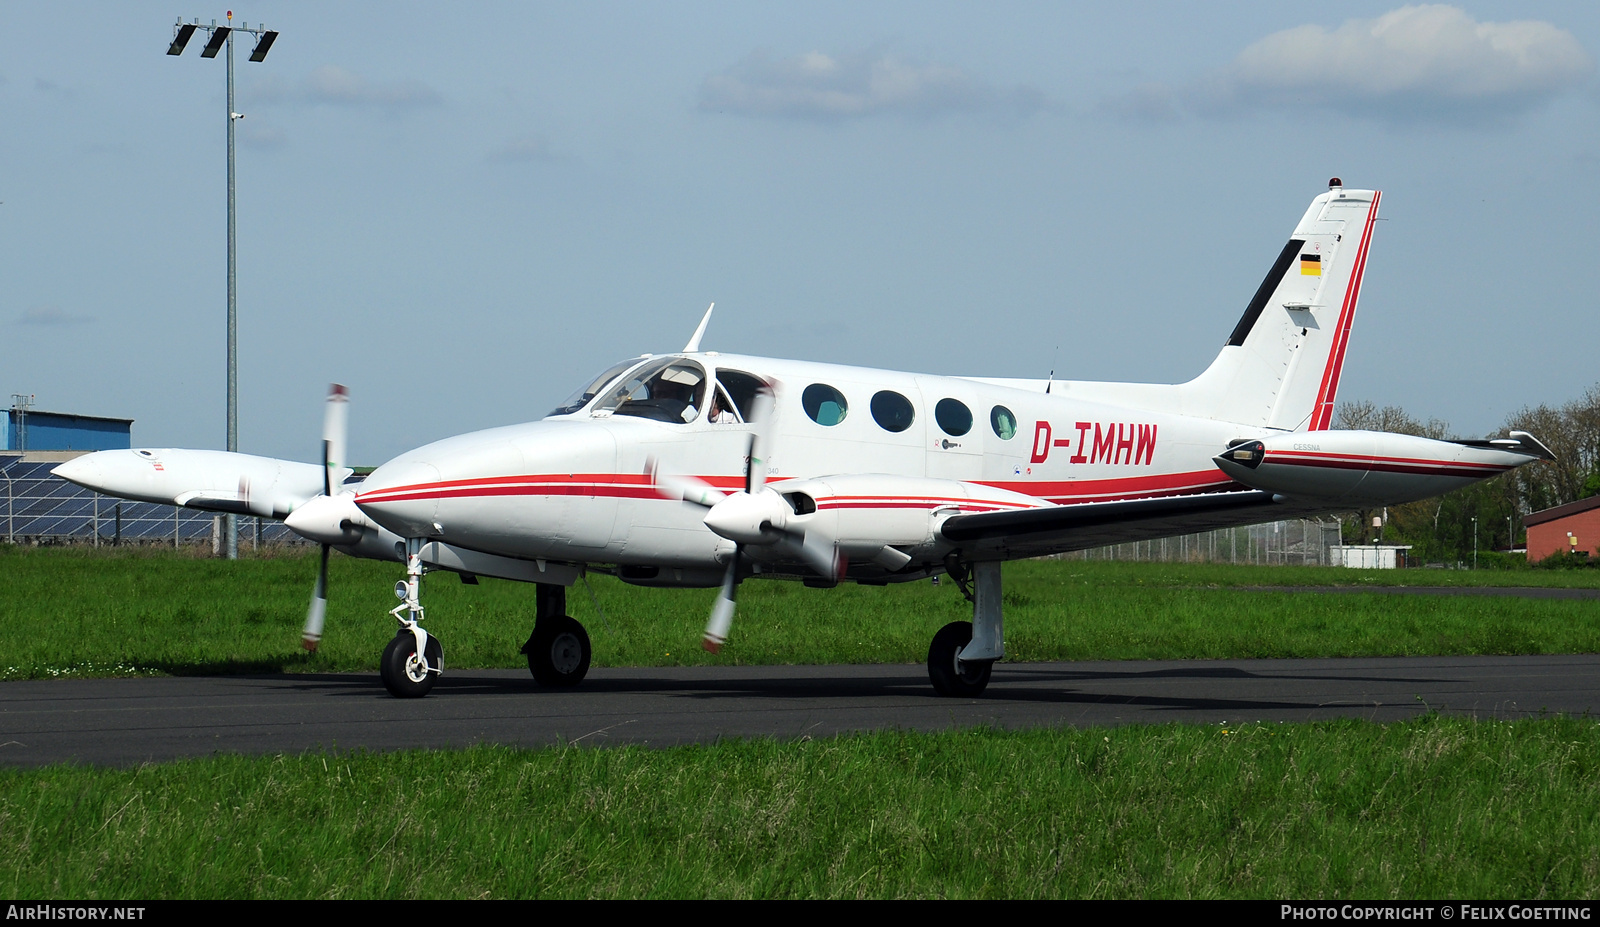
[526,615,591,687]
[927,620,992,697]
[380,630,442,699]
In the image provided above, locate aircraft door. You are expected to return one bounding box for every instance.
[916,378,983,480]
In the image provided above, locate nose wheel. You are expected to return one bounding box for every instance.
[381,630,443,698]
[524,614,591,686]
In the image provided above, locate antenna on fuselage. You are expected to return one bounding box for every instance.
[683,302,715,353]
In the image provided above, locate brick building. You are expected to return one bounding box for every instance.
[1524,496,1600,561]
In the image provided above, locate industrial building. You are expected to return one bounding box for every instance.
[4,407,132,454]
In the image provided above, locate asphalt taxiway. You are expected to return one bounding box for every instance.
[3,654,1598,768]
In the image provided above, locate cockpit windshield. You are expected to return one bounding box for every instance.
[548,357,649,417]
[590,357,709,424]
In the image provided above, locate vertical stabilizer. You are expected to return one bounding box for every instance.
[1182,183,1381,430]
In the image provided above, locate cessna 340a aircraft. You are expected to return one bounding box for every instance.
[55,180,1554,699]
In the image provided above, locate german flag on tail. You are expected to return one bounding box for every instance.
[1300,254,1321,276]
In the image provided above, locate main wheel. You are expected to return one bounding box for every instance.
[927,620,993,697]
[380,630,442,699]
[525,615,591,687]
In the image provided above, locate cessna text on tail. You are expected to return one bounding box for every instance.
[56,181,1553,699]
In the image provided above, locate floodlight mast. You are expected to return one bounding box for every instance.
[168,13,277,560]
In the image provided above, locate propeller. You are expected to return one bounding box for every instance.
[302,384,349,652]
[652,382,843,653]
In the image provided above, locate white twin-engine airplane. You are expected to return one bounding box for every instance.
[56,181,1553,699]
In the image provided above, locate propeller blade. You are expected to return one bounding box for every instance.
[703,547,740,653]
[797,528,845,582]
[322,384,349,496]
[302,543,330,651]
[745,383,775,493]
[647,457,727,508]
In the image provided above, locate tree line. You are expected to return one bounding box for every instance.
[1332,383,1600,563]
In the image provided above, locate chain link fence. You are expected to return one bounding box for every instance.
[1068,519,1345,565]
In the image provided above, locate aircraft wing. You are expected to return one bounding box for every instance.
[937,489,1331,560]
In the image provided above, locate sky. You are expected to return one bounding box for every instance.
[3,2,1598,465]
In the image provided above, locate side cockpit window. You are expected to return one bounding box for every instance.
[713,370,766,424]
[592,358,709,423]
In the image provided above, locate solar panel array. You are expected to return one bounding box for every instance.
[1,459,311,546]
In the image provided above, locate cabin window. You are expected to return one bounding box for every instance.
[990,405,1018,440]
[870,390,916,433]
[802,384,848,426]
[548,357,646,416]
[591,357,709,424]
[935,398,972,436]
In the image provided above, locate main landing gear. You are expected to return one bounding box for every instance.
[381,537,444,698]
[522,583,591,687]
[927,560,1004,698]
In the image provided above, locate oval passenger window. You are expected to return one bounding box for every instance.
[990,405,1018,440]
[935,398,972,436]
[870,390,916,433]
[802,384,849,426]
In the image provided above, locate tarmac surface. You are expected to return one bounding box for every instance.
[4,654,1598,768]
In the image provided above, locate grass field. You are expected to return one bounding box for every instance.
[1,545,1597,681]
[5,545,1598,899]
[2,717,1597,899]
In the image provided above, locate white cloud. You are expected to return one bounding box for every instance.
[700,49,1044,120]
[18,306,92,326]
[1199,5,1592,120]
[246,66,441,110]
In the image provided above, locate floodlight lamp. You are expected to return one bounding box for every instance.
[200,27,230,58]
[248,31,277,62]
[167,23,197,56]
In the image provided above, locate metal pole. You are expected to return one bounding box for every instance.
[224,21,239,560]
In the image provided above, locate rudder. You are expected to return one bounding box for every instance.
[1183,182,1382,431]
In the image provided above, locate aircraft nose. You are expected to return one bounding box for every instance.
[353,458,442,538]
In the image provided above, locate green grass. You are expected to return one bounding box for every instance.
[2,717,1597,899]
[3,545,1599,680]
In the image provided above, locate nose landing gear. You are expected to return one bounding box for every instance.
[381,537,444,698]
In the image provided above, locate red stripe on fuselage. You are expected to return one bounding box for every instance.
[356,469,1239,509]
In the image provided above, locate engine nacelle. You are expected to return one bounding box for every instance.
[768,474,1048,569]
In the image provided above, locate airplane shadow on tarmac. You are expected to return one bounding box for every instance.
[253,663,1459,718]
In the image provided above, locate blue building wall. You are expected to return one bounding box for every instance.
[6,410,132,451]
